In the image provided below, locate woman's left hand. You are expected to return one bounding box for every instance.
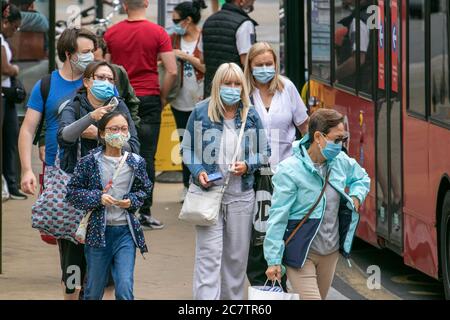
[351,196,360,212]
[173,49,188,61]
[116,199,131,209]
[231,162,248,177]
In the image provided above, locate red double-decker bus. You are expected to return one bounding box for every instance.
[301,0,450,297]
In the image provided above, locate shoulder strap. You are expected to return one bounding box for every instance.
[40,74,51,106]
[285,169,330,246]
[114,152,129,180]
[222,109,249,189]
[103,152,129,193]
[33,74,52,145]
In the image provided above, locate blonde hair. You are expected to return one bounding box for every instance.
[208,63,251,123]
[244,42,285,95]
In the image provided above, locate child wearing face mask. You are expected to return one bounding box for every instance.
[66,111,151,300]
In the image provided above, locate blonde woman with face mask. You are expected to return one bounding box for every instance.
[181,62,270,300]
[244,42,309,172]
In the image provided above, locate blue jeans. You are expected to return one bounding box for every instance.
[84,226,136,300]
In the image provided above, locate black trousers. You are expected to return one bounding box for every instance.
[247,243,288,292]
[137,95,162,215]
[170,107,192,188]
[1,98,19,190]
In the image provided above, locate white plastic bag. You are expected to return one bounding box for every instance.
[75,211,92,244]
[248,280,300,300]
[2,175,10,202]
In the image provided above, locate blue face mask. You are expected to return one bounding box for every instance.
[220,86,242,106]
[90,80,115,101]
[319,134,343,160]
[252,66,276,84]
[174,23,187,35]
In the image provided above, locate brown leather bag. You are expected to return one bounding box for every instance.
[284,170,330,246]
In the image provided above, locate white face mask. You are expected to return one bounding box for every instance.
[70,52,94,72]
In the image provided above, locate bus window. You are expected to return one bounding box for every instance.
[430,0,450,125]
[334,0,357,89]
[311,0,331,81]
[408,0,427,117]
[358,0,375,96]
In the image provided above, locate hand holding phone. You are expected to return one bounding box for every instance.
[207,172,223,182]
[107,97,119,112]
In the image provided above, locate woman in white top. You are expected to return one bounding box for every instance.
[1,2,20,90]
[243,41,309,290]
[170,0,206,201]
[1,3,26,200]
[244,42,309,172]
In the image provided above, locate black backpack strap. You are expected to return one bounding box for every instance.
[33,74,52,145]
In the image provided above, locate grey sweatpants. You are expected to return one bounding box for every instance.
[193,195,255,300]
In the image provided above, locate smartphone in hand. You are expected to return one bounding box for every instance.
[207,172,223,183]
[107,97,119,112]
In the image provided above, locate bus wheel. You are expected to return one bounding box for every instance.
[441,191,450,299]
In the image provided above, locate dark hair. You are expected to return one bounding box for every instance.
[308,109,345,143]
[174,0,207,24]
[79,61,117,94]
[10,0,34,11]
[96,36,108,57]
[97,111,130,142]
[4,3,21,23]
[57,27,97,62]
[1,0,8,17]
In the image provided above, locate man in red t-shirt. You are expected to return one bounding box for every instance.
[104,0,177,230]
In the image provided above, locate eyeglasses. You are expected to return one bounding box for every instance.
[93,74,115,83]
[321,133,348,144]
[172,18,183,25]
[105,126,129,134]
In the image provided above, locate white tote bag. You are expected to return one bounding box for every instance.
[179,111,248,226]
[178,184,225,226]
[248,280,300,300]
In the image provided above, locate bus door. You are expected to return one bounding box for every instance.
[375,0,403,251]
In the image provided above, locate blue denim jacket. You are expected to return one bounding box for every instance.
[181,99,270,191]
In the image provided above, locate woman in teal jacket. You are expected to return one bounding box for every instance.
[264,108,370,300]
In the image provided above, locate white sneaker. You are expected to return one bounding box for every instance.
[180,187,188,203]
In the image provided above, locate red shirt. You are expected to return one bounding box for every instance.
[104,20,172,96]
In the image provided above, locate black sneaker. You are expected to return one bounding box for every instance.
[9,188,27,200]
[139,215,165,230]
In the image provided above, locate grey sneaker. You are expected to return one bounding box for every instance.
[9,188,27,200]
[139,215,165,230]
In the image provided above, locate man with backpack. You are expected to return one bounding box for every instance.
[18,27,97,300]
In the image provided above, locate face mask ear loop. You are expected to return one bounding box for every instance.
[69,53,75,81]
